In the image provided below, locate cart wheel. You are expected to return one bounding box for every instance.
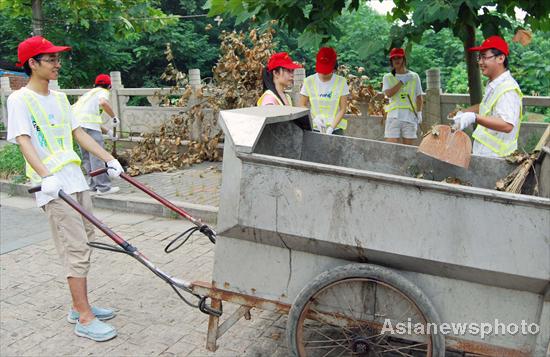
[287,264,445,357]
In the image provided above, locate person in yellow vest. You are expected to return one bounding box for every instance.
[7,36,122,342]
[73,74,119,195]
[382,48,423,145]
[452,36,522,157]
[299,47,350,135]
[258,52,301,106]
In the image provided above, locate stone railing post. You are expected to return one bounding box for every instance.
[1,77,11,126]
[188,69,202,139]
[424,68,442,131]
[110,71,125,134]
[292,68,306,106]
[188,68,201,107]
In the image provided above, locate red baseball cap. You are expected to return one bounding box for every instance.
[389,48,405,59]
[267,52,302,71]
[469,35,509,56]
[16,36,71,67]
[316,47,337,75]
[95,74,111,86]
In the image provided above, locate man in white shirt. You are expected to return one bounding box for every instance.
[299,47,350,135]
[73,74,119,195]
[452,36,522,158]
[382,48,424,145]
[7,36,123,341]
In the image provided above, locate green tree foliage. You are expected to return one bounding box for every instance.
[207,0,550,103]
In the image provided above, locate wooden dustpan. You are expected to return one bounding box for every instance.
[418,125,472,168]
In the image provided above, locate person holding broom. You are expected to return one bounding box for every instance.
[73,73,120,195]
[452,36,523,157]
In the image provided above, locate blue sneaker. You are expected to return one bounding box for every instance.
[74,318,117,342]
[67,306,115,324]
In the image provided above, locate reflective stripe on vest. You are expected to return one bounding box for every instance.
[257,90,293,106]
[472,81,523,157]
[72,87,108,124]
[384,75,417,113]
[305,75,347,130]
[20,90,81,182]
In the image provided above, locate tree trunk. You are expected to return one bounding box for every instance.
[464,24,482,105]
[31,0,44,36]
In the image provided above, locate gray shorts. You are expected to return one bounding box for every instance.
[384,117,418,139]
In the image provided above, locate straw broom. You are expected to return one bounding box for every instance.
[497,124,550,193]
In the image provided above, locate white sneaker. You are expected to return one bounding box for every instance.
[95,187,120,195]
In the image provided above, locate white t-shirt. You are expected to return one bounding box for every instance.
[473,71,521,157]
[7,87,89,207]
[300,73,350,99]
[74,88,110,132]
[382,71,423,123]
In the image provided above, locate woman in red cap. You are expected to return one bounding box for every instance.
[257,52,302,106]
[7,36,121,342]
[382,48,424,145]
[299,47,350,135]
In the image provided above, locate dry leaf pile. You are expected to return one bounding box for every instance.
[125,27,277,175]
[339,65,386,116]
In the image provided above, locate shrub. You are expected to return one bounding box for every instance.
[0,144,26,182]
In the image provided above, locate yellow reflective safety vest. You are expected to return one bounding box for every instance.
[72,87,109,124]
[257,90,293,106]
[472,79,523,157]
[304,74,347,130]
[384,74,417,113]
[19,90,81,182]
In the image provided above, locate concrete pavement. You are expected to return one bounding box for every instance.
[0,193,289,356]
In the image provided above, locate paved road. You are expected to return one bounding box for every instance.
[0,193,288,356]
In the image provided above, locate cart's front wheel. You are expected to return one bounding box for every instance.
[287,264,445,357]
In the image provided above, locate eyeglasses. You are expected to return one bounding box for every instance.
[476,55,497,62]
[35,56,62,65]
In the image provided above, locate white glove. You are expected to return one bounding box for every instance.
[112,117,119,125]
[416,111,422,124]
[106,129,118,141]
[41,175,62,199]
[106,159,124,178]
[312,116,326,133]
[453,112,476,131]
[326,127,334,135]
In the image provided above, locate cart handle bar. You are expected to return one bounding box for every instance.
[27,186,221,317]
[90,167,216,244]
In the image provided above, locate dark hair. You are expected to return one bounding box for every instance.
[490,49,509,69]
[95,84,110,89]
[23,55,43,76]
[390,56,407,76]
[262,66,286,105]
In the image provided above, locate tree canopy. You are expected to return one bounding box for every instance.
[207,0,550,103]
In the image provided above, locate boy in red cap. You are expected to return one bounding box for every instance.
[73,74,120,195]
[258,52,302,106]
[382,48,424,145]
[299,47,350,135]
[452,35,523,157]
[7,36,122,341]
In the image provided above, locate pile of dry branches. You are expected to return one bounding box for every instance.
[339,66,386,116]
[125,27,277,175]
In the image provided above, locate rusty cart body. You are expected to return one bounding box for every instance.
[191,106,550,356]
